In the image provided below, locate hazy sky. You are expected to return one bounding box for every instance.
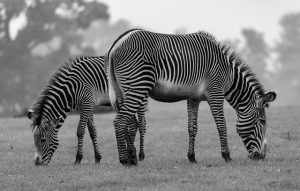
[100,0,300,45]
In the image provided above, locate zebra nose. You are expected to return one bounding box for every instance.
[261,143,267,159]
[260,139,267,159]
[34,153,42,165]
[248,152,260,160]
[248,146,267,160]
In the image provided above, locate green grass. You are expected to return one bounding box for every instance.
[1,101,300,191]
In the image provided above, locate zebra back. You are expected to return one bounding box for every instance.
[30,56,107,126]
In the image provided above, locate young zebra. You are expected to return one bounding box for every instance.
[28,56,143,165]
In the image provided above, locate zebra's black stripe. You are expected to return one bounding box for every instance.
[107,29,276,165]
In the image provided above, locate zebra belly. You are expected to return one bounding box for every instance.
[149,80,207,102]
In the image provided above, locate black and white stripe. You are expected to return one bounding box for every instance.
[29,56,110,165]
[29,56,108,165]
[107,29,276,165]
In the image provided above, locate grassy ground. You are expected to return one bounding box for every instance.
[0,101,299,191]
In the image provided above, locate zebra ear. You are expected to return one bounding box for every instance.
[263,91,277,104]
[27,109,38,121]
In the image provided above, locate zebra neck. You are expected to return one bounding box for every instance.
[44,99,68,120]
[39,86,71,122]
[224,66,258,114]
[50,79,75,112]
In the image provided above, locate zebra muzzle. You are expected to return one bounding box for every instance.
[248,140,267,160]
[34,153,42,165]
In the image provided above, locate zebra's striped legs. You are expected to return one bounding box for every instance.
[75,114,88,164]
[87,115,102,163]
[113,98,139,165]
[187,99,200,163]
[125,116,139,165]
[137,101,147,161]
[113,114,137,165]
[208,98,232,162]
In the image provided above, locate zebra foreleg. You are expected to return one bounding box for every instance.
[137,101,147,161]
[187,99,200,163]
[208,98,232,162]
[137,117,146,161]
[87,115,102,163]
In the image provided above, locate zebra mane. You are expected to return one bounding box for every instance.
[30,56,92,126]
[197,31,265,96]
[196,31,218,43]
[219,43,265,96]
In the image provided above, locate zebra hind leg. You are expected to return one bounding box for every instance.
[126,116,138,165]
[187,99,200,163]
[87,115,102,163]
[113,115,131,165]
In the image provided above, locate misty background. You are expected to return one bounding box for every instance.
[0,0,299,117]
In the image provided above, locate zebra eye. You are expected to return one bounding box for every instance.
[40,137,46,143]
[259,118,266,125]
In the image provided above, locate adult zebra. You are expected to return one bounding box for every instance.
[107,29,277,165]
[28,56,142,165]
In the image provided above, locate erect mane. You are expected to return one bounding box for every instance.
[197,31,265,96]
[220,43,265,96]
[196,31,219,44]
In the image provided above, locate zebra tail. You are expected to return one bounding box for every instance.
[107,53,122,113]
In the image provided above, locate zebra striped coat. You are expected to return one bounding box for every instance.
[28,56,141,165]
[107,29,276,165]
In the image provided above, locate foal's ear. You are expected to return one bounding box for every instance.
[263,91,277,103]
[27,109,38,121]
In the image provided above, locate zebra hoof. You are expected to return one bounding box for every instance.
[95,154,102,163]
[74,159,81,165]
[187,153,197,163]
[128,150,138,166]
[120,159,129,166]
[120,158,137,166]
[129,158,138,166]
[74,153,82,165]
[138,152,145,161]
[222,151,232,162]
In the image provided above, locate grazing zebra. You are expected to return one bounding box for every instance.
[107,29,277,165]
[27,56,141,165]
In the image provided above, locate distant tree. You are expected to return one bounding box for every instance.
[0,0,109,116]
[241,28,269,85]
[78,19,131,55]
[275,12,300,105]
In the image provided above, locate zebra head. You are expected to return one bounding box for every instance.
[28,109,63,165]
[236,91,276,160]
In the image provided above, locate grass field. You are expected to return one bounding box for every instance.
[1,101,300,191]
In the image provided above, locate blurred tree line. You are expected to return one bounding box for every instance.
[237,12,300,106]
[0,0,299,117]
[204,12,300,107]
[0,0,130,116]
